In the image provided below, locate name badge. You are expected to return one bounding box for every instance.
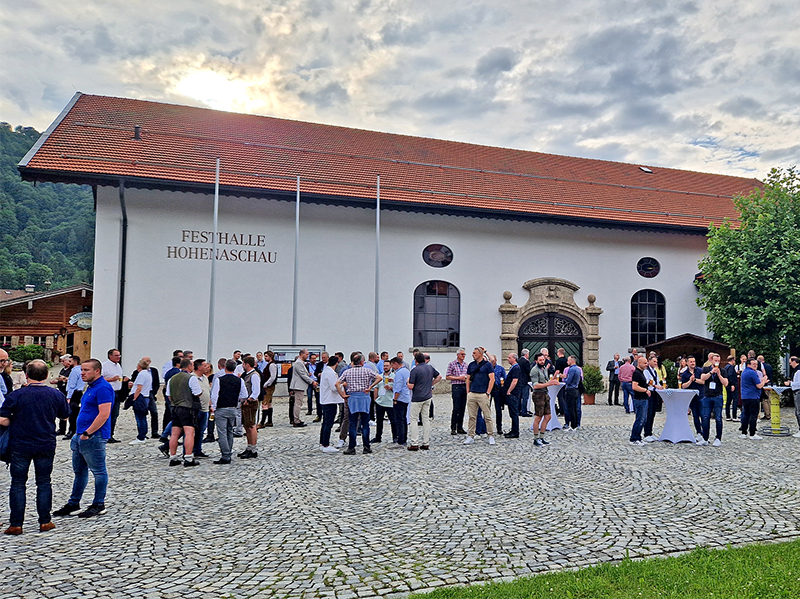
[709,382,716,390]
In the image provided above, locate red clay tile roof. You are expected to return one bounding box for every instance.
[19,93,760,231]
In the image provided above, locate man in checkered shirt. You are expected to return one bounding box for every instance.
[336,353,382,455]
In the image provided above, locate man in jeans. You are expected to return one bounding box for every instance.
[629,357,651,446]
[740,358,767,439]
[698,352,728,447]
[210,359,247,464]
[618,357,635,413]
[390,357,411,449]
[336,353,382,455]
[318,356,342,452]
[53,358,114,519]
[446,349,468,435]
[563,356,582,431]
[407,353,442,450]
[1,360,70,535]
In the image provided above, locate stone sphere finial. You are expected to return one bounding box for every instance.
[503,291,512,301]
[587,294,596,305]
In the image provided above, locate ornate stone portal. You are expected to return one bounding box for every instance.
[499,277,602,366]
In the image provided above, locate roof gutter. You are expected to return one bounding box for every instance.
[117,179,128,352]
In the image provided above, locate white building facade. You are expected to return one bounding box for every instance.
[91,185,708,374]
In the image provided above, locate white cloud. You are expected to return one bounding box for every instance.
[1,0,798,177]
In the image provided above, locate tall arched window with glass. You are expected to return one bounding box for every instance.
[630,289,666,347]
[413,281,460,348]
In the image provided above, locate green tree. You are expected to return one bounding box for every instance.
[0,122,94,290]
[697,167,800,369]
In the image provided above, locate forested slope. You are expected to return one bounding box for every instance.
[0,123,94,290]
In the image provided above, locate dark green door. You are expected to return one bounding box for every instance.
[518,312,583,365]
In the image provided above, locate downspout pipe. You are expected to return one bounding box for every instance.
[117,179,128,352]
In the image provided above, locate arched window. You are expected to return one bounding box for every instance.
[631,290,666,347]
[413,281,460,347]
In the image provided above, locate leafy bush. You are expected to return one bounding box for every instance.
[663,359,679,389]
[583,364,604,394]
[8,344,45,362]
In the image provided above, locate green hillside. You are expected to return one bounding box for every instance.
[0,122,94,290]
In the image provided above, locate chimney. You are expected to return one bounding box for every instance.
[25,284,35,293]
[134,125,142,140]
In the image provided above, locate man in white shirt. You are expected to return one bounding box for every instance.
[210,360,247,464]
[642,354,664,443]
[318,356,343,452]
[101,348,127,443]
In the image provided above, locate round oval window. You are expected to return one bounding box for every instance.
[637,257,660,278]
[422,244,453,268]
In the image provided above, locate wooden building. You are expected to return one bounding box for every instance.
[0,284,93,362]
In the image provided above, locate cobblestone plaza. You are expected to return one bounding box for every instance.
[3,397,799,599]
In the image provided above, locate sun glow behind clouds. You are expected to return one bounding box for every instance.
[174,70,264,113]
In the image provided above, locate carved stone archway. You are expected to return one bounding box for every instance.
[499,277,602,367]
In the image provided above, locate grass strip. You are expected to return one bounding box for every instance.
[410,539,800,599]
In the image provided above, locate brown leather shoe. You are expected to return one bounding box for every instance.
[420,445,430,450]
[39,522,56,533]
[407,445,419,451]
[3,526,22,535]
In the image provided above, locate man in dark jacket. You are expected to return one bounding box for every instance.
[1,360,70,535]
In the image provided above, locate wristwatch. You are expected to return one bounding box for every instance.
[80,431,93,438]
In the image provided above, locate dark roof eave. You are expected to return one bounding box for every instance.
[17,167,712,236]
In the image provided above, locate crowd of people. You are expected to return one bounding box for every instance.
[606,350,800,446]
[1,343,798,535]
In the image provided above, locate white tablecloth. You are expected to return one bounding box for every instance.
[656,388,698,443]
[546,383,565,431]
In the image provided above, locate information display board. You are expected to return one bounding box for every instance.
[267,345,326,379]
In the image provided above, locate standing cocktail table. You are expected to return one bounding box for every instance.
[762,386,791,436]
[546,383,566,431]
[656,388,698,443]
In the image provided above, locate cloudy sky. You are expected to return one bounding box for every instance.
[2,0,798,178]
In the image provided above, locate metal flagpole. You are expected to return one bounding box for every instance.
[207,158,220,361]
[292,176,300,344]
[374,175,380,351]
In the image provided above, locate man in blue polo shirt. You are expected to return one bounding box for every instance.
[53,358,114,519]
[464,347,496,446]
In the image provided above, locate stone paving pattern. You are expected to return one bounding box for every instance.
[3,395,800,599]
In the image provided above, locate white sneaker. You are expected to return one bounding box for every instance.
[712,439,722,447]
[644,435,656,443]
[629,440,644,446]
[463,437,475,445]
[696,439,709,446]
[488,436,496,445]
[740,433,748,439]
[334,439,345,449]
[321,446,339,453]
[128,438,146,445]
[792,432,800,438]
[750,434,763,440]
